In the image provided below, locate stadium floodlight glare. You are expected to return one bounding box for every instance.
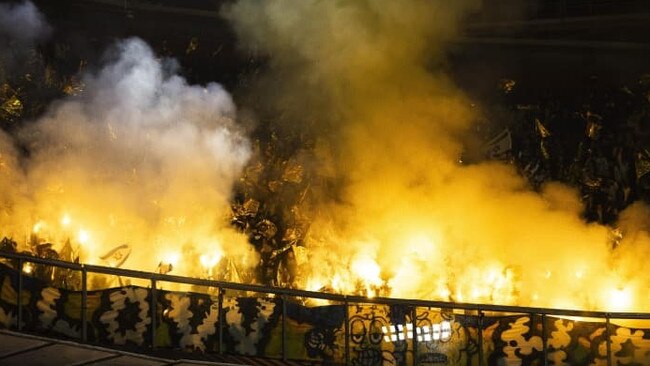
[441,320,452,341]
[380,321,453,343]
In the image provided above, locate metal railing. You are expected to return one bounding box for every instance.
[3,250,650,366]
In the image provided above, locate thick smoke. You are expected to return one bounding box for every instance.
[0,0,50,75]
[225,0,650,310]
[0,1,50,42]
[0,0,50,98]
[0,38,256,276]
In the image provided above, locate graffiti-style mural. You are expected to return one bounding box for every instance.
[1,262,650,365]
[349,304,406,366]
[414,308,478,365]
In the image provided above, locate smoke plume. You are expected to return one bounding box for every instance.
[0,1,50,42]
[0,1,51,79]
[224,0,650,310]
[0,38,256,277]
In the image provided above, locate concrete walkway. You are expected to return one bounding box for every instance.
[0,329,246,366]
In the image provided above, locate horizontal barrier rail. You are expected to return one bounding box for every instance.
[2,250,649,320]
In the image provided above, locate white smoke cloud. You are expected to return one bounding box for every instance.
[1,38,255,275]
[0,1,50,42]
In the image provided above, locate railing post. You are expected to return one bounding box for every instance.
[81,267,87,342]
[412,307,418,366]
[478,310,484,366]
[218,287,224,354]
[605,314,611,366]
[17,259,23,331]
[281,294,287,361]
[344,297,350,366]
[150,278,157,349]
[542,313,548,366]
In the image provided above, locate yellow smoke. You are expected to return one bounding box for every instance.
[225,0,650,311]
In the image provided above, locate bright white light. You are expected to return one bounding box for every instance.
[441,321,452,341]
[422,325,431,341]
[608,287,633,311]
[61,214,71,226]
[199,255,210,267]
[78,229,90,245]
[200,251,223,269]
[380,322,453,343]
[162,251,181,267]
[432,324,441,340]
[32,221,44,234]
[351,255,381,285]
[397,324,405,340]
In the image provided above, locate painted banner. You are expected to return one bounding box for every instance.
[0,262,649,365]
